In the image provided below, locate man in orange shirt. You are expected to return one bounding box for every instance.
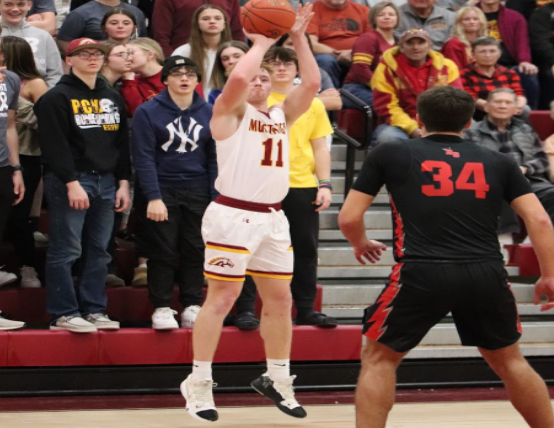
[307,0,371,87]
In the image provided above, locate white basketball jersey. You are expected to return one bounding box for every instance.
[214,103,290,204]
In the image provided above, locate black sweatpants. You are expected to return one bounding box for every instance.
[0,166,14,249]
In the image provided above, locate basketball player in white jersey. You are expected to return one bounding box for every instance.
[179,4,321,423]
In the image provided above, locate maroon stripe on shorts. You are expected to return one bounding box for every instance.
[215,195,281,213]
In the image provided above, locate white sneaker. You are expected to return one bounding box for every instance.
[33,231,49,244]
[152,307,178,330]
[0,269,17,287]
[20,266,41,288]
[181,305,201,328]
[180,374,218,422]
[0,311,25,330]
[50,316,97,333]
[85,313,120,330]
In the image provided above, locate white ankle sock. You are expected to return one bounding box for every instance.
[192,360,212,381]
[138,263,147,268]
[266,359,290,381]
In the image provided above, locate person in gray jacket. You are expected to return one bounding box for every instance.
[0,0,63,88]
[395,0,456,50]
[464,87,554,233]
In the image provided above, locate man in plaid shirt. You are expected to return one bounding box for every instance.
[464,88,553,233]
[461,36,528,121]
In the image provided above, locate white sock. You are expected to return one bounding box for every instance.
[266,359,290,381]
[192,360,212,381]
[138,263,147,268]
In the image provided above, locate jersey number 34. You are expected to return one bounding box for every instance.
[422,160,490,199]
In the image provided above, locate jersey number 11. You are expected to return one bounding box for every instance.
[422,160,490,199]
[260,138,284,168]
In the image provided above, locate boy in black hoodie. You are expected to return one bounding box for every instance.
[132,56,217,330]
[35,38,131,333]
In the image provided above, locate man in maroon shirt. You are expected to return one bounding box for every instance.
[152,0,243,57]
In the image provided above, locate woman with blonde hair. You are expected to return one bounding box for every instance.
[120,37,166,115]
[172,4,231,100]
[441,6,487,70]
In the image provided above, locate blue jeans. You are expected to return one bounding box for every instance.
[342,83,373,109]
[373,124,410,146]
[44,171,116,321]
[511,66,540,110]
[316,53,346,88]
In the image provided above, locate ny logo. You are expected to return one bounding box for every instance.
[443,148,460,158]
[161,117,203,153]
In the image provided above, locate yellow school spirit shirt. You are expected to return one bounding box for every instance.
[268,92,333,188]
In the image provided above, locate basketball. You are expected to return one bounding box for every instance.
[241,0,296,39]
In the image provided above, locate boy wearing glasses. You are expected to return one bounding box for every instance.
[131,56,217,331]
[35,38,131,333]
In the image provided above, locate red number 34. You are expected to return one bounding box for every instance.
[421,161,490,199]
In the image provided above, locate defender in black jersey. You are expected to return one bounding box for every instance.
[339,86,554,428]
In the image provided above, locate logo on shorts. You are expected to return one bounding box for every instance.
[208,257,235,268]
[443,147,460,158]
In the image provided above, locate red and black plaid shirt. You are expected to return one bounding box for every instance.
[460,64,524,100]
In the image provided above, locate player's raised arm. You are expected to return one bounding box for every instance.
[282,4,321,125]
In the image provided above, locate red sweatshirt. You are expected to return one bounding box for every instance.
[441,37,473,70]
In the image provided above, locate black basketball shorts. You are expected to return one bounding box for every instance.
[362,261,521,353]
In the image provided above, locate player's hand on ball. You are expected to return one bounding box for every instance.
[147,199,168,222]
[534,276,554,312]
[354,239,387,265]
[289,3,314,37]
[243,29,279,46]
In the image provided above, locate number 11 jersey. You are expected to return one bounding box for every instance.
[214,103,290,204]
[352,135,532,262]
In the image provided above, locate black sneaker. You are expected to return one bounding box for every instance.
[234,312,260,330]
[251,375,307,418]
[296,311,338,328]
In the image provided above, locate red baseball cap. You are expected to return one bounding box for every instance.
[66,38,109,57]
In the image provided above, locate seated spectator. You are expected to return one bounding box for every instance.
[441,6,487,70]
[27,0,56,35]
[307,0,371,88]
[436,0,467,11]
[132,56,217,330]
[0,37,48,289]
[99,41,133,87]
[57,0,147,54]
[529,3,554,109]
[172,5,231,101]
[464,88,554,234]
[460,36,527,121]
[395,0,456,50]
[276,32,342,111]
[477,0,539,109]
[101,7,137,44]
[120,38,165,116]
[54,0,71,33]
[343,1,399,108]
[0,0,63,88]
[153,0,242,58]
[208,40,248,104]
[505,0,537,21]
[35,38,131,333]
[371,28,462,145]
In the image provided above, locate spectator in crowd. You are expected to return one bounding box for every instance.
[27,0,56,35]
[152,0,242,58]
[0,37,48,288]
[505,0,537,20]
[132,56,217,330]
[477,0,539,109]
[307,0,371,88]
[99,41,133,87]
[172,5,231,101]
[101,7,137,44]
[276,32,342,111]
[529,3,554,109]
[57,0,147,54]
[0,0,63,88]
[460,36,527,121]
[0,30,25,329]
[372,28,462,145]
[54,0,71,33]
[120,38,165,116]
[441,6,487,70]
[464,88,554,233]
[343,1,399,107]
[208,40,248,104]
[395,0,456,50]
[35,38,131,333]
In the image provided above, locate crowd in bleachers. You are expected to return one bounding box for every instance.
[0,0,553,332]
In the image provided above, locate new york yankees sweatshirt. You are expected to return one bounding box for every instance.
[132,89,217,201]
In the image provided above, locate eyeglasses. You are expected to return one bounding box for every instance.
[269,61,295,68]
[73,51,105,60]
[169,71,197,79]
[109,51,134,59]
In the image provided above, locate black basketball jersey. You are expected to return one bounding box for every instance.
[352,134,532,262]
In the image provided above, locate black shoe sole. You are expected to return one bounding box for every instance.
[250,377,307,418]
